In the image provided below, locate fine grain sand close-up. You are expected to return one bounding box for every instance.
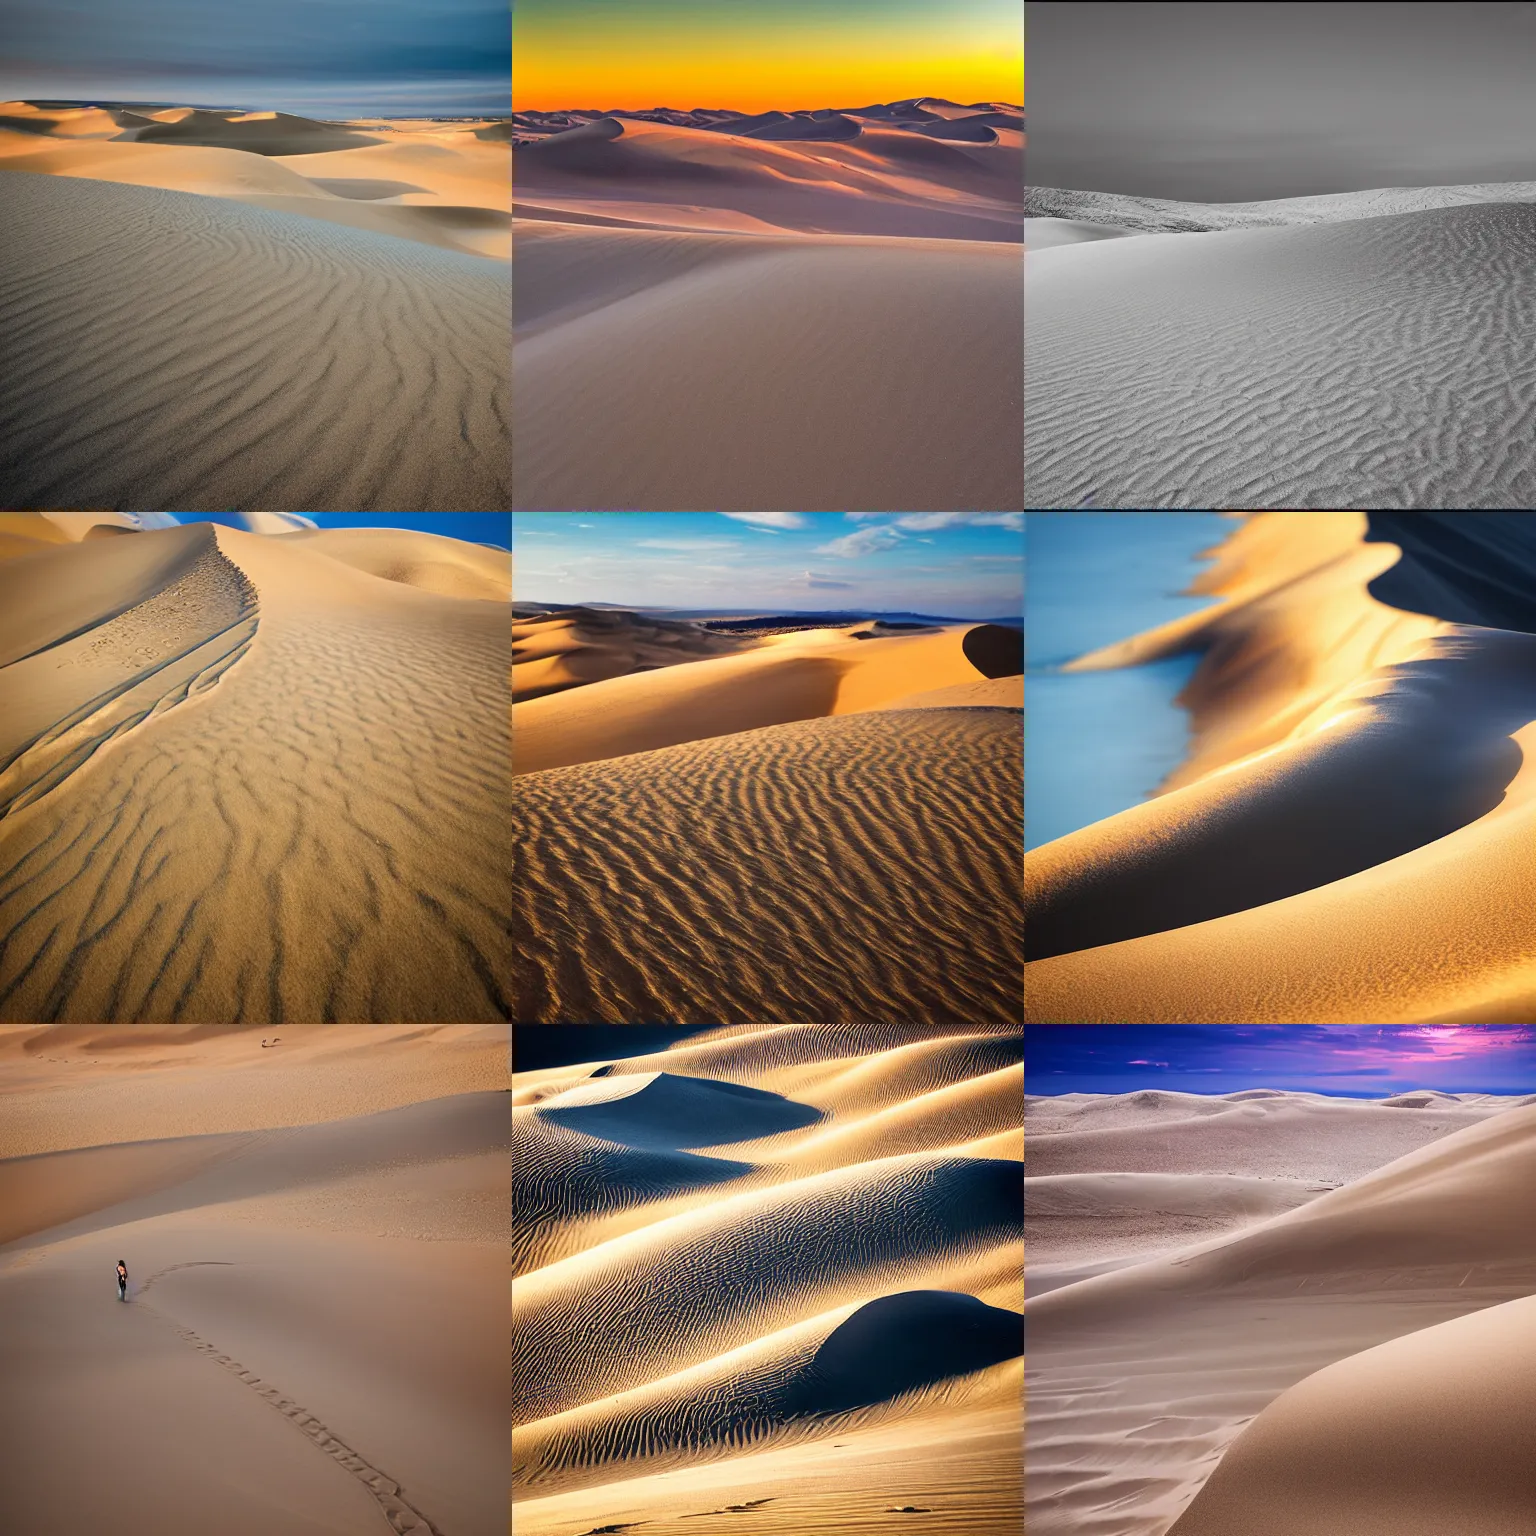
[512,598,1024,1025]
[1026,1086,1536,1536]
[513,1022,1023,1536]
[0,104,511,512]
[1026,510,1536,1024]
[512,103,1023,511]
[0,513,512,1024]
[0,1023,511,1536]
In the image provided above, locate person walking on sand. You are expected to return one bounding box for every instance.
[116,1259,128,1302]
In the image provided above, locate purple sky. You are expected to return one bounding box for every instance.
[1028,1026,1536,1097]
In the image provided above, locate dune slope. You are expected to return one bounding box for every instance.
[1026,202,1536,508]
[0,171,509,511]
[513,708,1023,1024]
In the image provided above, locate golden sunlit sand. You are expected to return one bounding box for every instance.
[0,1023,510,1536]
[0,103,510,511]
[513,1024,1022,1536]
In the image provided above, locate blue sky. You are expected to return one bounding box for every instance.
[512,513,1023,618]
[0,0,509,117]
[161,514,509,549]
[1027,1026,1536,1097]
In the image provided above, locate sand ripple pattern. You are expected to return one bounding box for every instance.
[0,171,509,511]
[513,709,1023,1024]
[139,1266,444,1536]
[1027,203,1536,508]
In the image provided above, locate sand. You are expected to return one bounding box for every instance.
[1025,511,1536,1022]
[512,104,1022,511]
[0,1023,510,1536]
[0,516,511,1022]
[0,103,509,512]
[511,605,1022,1023]
[1025,1087,1536,1536]
[1025,194,1536,507]
[513,1023,1022,1535]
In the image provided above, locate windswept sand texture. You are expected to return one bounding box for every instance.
[0,1023,510,1536]
[511,607,1023,1023]
[513,1023,1022,1536]
[1026,511,1536,1023]
[1025,1087,1536,1536]
[1026,190,1536,507]
[0,103,509,511]
[513,100,1022,511]
[0,516,511,1022]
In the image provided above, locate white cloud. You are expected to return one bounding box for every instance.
[636,539,742,551]
[719,513,809,529]
[842,512,1024,532]
[802,570,854,590]
[815,525,904,559]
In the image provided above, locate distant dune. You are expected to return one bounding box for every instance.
[513,1023,1021,1535]
[0,101,509,512]
[0,518,511,1021]
[1028,192,1536,507]
[513,99,1021,511]
[1026,1088,1536,1536]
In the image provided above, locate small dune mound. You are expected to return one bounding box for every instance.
[534,1072,825,1150]
[743,113,861,142]
[962,623,1023,678]
[907,120,1000,143]
[133,109,383,156]
[1222,1089,1294,1101]
[279,527,510,601]
[802,1290,1022,1413]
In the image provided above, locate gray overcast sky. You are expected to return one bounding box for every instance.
[0,0,508,117]
[1029,1,1536,201]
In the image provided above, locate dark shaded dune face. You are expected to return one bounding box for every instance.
[963,622,1024,678]
[81,522,137,538]
[535,1072,825,1150]
[909,120,1000,143]
[512,709,1023,1025]
[744,114,862,142]
[1366,512,1536,633]
[800,1291,1023,1414]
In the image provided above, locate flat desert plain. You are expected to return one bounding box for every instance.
[0,1023,510,1536]
[1026,510,1536,1023]
[1026,1086,1536,1536]
[512,99,1023,511]
[0,102,510,511]
[1027,182,1536,508]
[0,513,512,1023]
[511,598,1024,1023]
[513,1023,1023,1536]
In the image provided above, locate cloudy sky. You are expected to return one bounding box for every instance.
[0,0,508,117]
[512,513,1023,618]
[1028,1026,1536,1097]
[146,513,509,548]
[1029,1,1536,201]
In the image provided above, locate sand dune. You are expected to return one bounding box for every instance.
[0,1024,509,1536]
[513,707,1023,1024]
[0,520,511,1022]
[514,1024,1021,1535]
[1026,200,1536,507]
[1026,512,1536,1021]
[1026,1089,1536,1536]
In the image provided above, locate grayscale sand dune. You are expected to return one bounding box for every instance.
[513,1024,1021,1536]
[0,170,509,511]
[1026,1090,1536,1536]
[1026,201,1536,508]
[0,520,511,1022]
[512,708,1023,1024]
[0,1025,509,1536]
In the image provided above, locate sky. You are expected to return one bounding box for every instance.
[0,0,509,117]
[512,513,1024,618]
[154,513,510,548]
[1027,1027,1536,1097]
[514,1026,718,1072]
[1028,1,1536,201]
[512,0,1022,113]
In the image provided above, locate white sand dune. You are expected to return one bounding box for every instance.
[1026,1089,1536,1536]
[0,101,508,512]
[0,520,511,1022]
[514,1024,1021,1536]
[513,708,1022,1024]
[1026,200,1536,508]
[0,1024,509,1536]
